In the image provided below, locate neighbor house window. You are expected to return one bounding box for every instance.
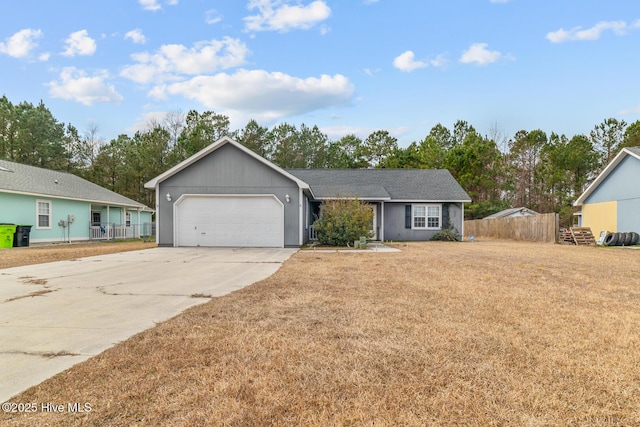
[36,200,52,229]
[92,211,101,226]
[412,204,441,230]
[126,212,131,227]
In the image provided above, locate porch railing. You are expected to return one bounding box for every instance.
[90,222,155,241]
[309,225,318,241]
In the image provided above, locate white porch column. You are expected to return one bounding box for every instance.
[107,206,110,241]
[155,186,160,244]
[137,209,141,238]
[380,201,385,241]
[461,203,465,241]
[298,188,303,246]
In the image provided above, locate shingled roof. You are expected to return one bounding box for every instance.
[287,169,471,202]
[0,159,151,209]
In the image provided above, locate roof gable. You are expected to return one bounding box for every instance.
[574,147,640,206]
[0,159,151,209]
[144,136,310,190]
[287,169,471,202]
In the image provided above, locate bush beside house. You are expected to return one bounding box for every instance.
[312,198,374,247]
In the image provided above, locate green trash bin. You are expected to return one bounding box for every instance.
[0,224,17,249]
[13,225,33,247]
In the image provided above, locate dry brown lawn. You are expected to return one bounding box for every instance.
[2,240,640,426]
[0,240,156,269]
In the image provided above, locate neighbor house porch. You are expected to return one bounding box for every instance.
[89,204,154,241]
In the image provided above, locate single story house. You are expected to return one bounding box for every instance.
[0,159,154,244]
[144,136,471,248]
[483,207,539,219]
[574,146,640,234]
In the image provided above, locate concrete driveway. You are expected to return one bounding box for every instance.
[0,247,296,402]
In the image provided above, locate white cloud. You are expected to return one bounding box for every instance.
[62,30,96,57]
[125,29,146,44]
[0,28,43,58]
[620,104,640,115]
[394,51,448,71]
[120,37,250,84]
[38,52,50,61]
[393,51,427,72]
[363,0,379,4]
[364,68,380,77]
[47,67,123,105]
[547,20,639,43]
[459,43,502,65]
[139,0,161,11]
[139,0,178,11]
[151,69,354,121]
[244,0,331,32]
[205,9,223,25]
[429,54,449,68]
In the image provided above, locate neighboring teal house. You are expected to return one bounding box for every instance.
[0,159,154,244]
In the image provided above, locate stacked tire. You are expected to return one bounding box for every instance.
[603,231,640,246]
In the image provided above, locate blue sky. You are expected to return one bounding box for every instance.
[1,0,639,147]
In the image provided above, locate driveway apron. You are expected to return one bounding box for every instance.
[0,247,296,402]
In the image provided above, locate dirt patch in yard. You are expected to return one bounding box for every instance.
[0,240,156,270]
[2,240,640,426]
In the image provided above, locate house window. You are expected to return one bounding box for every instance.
[126,212,131,227]
[412,204,441,230]
[413,206,426,228]
[36,200,52,229]
[92,211,101,226]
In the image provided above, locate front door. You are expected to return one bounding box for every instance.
[92,211,101,226]
[369,204,377,240]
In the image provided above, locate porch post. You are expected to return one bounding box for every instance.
[107,206,110,241]
[137,209,141,238]
[155,186,160,244]
[380,201,385,241]
[298,187,303,246]
[461,202,465,241]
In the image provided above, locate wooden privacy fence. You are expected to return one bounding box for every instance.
[464,213,559,243]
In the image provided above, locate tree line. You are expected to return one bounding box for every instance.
[1,95,639,224]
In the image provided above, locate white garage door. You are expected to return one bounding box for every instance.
[175,195,284,247]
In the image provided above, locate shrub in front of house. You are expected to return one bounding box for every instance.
[313,198,373,247]
[431,227,460,241]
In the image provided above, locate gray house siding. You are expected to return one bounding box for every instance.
[584,155,640,204]
[157,143,301,246]
[383,202,464,241]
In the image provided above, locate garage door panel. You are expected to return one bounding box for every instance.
[175,195,283,247]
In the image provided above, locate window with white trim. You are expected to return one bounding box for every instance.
[36,200,52,229]
[412,204,441,230]
[126,212,132,227]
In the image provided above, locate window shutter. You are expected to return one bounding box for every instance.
[405,205,411,229]
[441,203,448,229]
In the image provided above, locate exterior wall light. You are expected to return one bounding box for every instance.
[165,193,172,202]
[285,194,290,203]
